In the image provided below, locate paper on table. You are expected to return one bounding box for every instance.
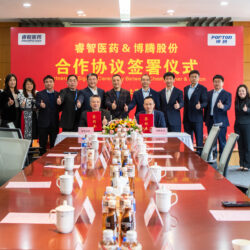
[69,147,81,150]
[46,153,77,158]
[83,196,96,224]
[0,212,56,224]
[161,166,188,171]
[209,210,250,221]
[44,165,80,169]
[148,155,173,159]
[75,170,83,188]
[6,182,51,189]
[145,141,166,144]
[146,147,164,150]
[159,183,205,190]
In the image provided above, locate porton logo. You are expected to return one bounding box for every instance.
[207,34,236,46]
[18,33,46,45]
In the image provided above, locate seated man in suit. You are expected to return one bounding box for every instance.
[159,72,184,132]
[125,74,160,115]
[79,95,111,130]
[80,73,105,111]
[204,74,231,158]
[136,96,166,128]
[105,74,131,119]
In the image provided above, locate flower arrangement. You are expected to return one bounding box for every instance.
[103,118,143,135]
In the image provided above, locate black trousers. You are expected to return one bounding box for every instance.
[184,121,203,147]
[235,123,250,169]
[38,127,58,155]
[166,120,181,132]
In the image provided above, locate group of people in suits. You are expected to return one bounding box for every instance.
[0,70,250,171]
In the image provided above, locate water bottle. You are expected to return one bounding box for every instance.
[81,137,87,159]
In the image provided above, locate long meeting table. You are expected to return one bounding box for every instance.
[0,137,249,249]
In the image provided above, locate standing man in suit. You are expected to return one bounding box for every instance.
[136,96,166,128]
[81,73,105,111]
[183,70,208,152]
[204,75,231,158]
[105,74,131,119]
[36,75,59,155]
[57,74,83,132]
[125,74,160,115]
[159,72,184,132]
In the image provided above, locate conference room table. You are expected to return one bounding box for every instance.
[0,136,249,249]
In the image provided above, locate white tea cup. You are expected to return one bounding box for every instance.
[138,152,149,166]
[91,134,98,141]
[61,154,75,171]
[149,163,167,183]
[56,171,74,195]
[50,200,75,233]
[155,188,178,213]
[232,239,250,250]
[87,148,95,160]
[91,140,99,150]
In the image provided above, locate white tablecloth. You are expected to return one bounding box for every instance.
[55,132,193,151]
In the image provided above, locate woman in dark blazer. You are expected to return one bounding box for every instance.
[234,84,250,171]
[0,74,21,128]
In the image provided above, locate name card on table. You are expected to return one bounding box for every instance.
[139,114,153,133]
[148,155,173,159]
[151,127,168,135]
[144,198,163,226]
[87,111,102,132]
[102,143,110,159]
[99,153,107,170]
[5,182,51,189]
[75,170,83,188]
[159,183,205,190]
[83,196,96,224]
[78,127,94,135]
[46,153,77,158]
[44,165,80,169]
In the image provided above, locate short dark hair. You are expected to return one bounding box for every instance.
[213,74,224,82]
[189,70,200,77]
[4,73,19,94]
[163,72,175,80]
[141,74,150,80]
[43,75,54,83]
[112,74,121,79]
[87,73,98,80]
[67,74,78,81]
[90,94,101,102]
[144,96,155,103]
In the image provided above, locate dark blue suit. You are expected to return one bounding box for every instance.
[159,87,184,132]
[136,110,166,128]
[204,89,232,156]
[128,88,160,115]
[80,87,105,111]
[183,84,208,148]
[36,90,59,154]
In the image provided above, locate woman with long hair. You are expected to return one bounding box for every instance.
[18,78,38,139]
[0,73,21,128]
[234,84,250,171]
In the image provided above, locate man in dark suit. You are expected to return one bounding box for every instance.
[105,74,131,119]
[79,95,111,130]
[80,73,105,111]
[159,72,184,132]
[126,74,160,115]
[57,74,83,132]
[204,75,231,158]
[183,70,208,151]
[36,75,59,155]
[136,96,166,128]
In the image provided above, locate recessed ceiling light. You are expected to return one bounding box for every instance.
[220,1,229,6]
[167,9,175,15]
[119,0,131,22]
[23,2,31,8]
[77,10,86,17]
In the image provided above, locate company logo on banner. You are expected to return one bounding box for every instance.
[208,34,236,46]
[18,33,46,45]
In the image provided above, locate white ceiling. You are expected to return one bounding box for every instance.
[0,0,250,21]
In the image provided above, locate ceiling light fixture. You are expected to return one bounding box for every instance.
[77,10,86,17]
[167,9,175,15]
[119,0,131,22]
[220,1,229,6]
[23,2,31,8]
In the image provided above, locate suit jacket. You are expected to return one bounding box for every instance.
[159,87,184,126]
[80,87,105,111]
[59,88,82,130]
[105,88,131,119]
[235,98,250,125]
[204,89,231,127]
[136,110,166,128]
[36,90,59,128]
[183,84,208,123]
[128,88,160,115]
[79,109,111,129]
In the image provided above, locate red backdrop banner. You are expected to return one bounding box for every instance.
[11,27,243,133]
